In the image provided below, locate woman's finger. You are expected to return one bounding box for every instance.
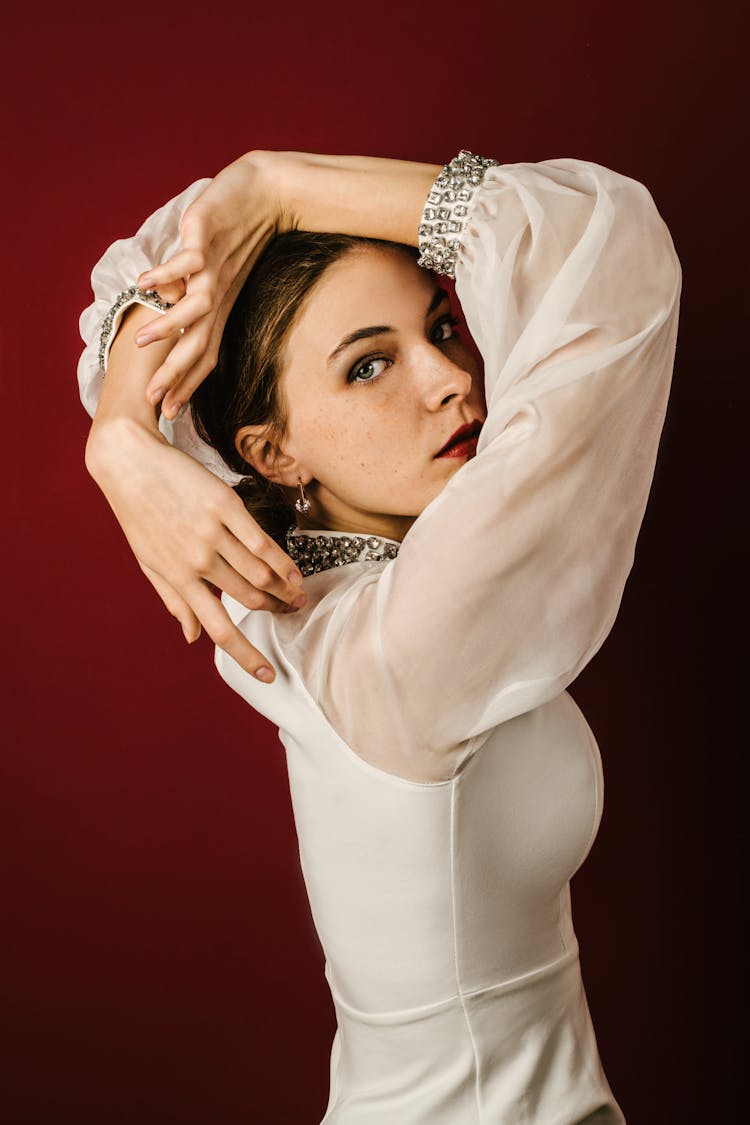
[138,560,203,642]
[134,279,188,323]
[142,260,235,406]
[178,496,305,606]
[137,248,207,291]
[141,210,271,413]
[146,338,219,412]
[158,257,254,415]
[153,278,188,304]
[222,500,305,590]
[184,578,280,681]
[206,552,305,615]
[142,311,222,407]
[214,527,307,608]
[135,288,215,348]
[159,343,226,417]
[157,333,232,418]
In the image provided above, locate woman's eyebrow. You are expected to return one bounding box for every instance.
[326,286,450,365]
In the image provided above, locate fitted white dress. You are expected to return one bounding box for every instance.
[77,157,682,1123]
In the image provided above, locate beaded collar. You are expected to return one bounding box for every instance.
[286,525,401,577]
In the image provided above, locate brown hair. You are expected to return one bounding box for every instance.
[190,230,420,547]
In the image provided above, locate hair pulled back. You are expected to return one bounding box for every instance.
[190,230,420,548]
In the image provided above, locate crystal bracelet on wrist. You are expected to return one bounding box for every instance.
[98,285,175,373]
[417,149,501,279]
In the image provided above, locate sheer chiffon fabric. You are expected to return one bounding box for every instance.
[221,159,681,784]
[77,158,681,1122]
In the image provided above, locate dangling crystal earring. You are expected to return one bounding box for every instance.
[295,478,311,514]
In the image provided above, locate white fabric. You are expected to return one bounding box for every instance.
[76,158,682,1123]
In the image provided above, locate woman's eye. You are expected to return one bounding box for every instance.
[432,315,461,343]
[348,356,391,385]
[346,317,460,386]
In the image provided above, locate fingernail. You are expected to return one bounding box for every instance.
[148,386,163,404]
[139,275,155,288]
[292,593,307,608]
[165,402,183,419]
[289,571,303,585]
[255,666,274,682]
[135,333,154,346]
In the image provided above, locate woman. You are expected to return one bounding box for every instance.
[78,148,682,1122]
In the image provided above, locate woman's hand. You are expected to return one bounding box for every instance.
[86,417,307,683]
[131,150,290,420]
[131,149,441,420]
[87,296,306,685]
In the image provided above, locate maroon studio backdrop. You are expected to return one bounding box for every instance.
[1,2,740,1122]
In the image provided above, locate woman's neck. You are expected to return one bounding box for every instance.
[293,509,409,543]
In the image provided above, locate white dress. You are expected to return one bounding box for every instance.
[77,157,682,1123]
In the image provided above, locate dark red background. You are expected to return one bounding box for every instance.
[2,2,741,1121]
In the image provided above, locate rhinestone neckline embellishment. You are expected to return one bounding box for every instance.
[286,526,401,576]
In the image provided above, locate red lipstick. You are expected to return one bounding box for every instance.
[435,418,483,459]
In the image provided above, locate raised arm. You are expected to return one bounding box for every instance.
[77,151,448,680]
[210,157,682,781]
[335,159,682,778]
[78,177,309,681]
[124,151,444,417]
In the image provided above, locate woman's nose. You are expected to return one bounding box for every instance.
[422,347,474,409]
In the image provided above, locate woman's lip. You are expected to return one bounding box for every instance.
[435,434,480,459]
[435,420,483,457]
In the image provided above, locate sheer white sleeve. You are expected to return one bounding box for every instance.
[76,177,244,485]
[213,159,681,782]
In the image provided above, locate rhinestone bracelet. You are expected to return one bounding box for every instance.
[417,149,501,279]
[98,285,175,372]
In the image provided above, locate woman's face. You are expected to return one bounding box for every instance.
[238,245,486,543]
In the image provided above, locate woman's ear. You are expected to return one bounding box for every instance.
[234,424,308,487]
